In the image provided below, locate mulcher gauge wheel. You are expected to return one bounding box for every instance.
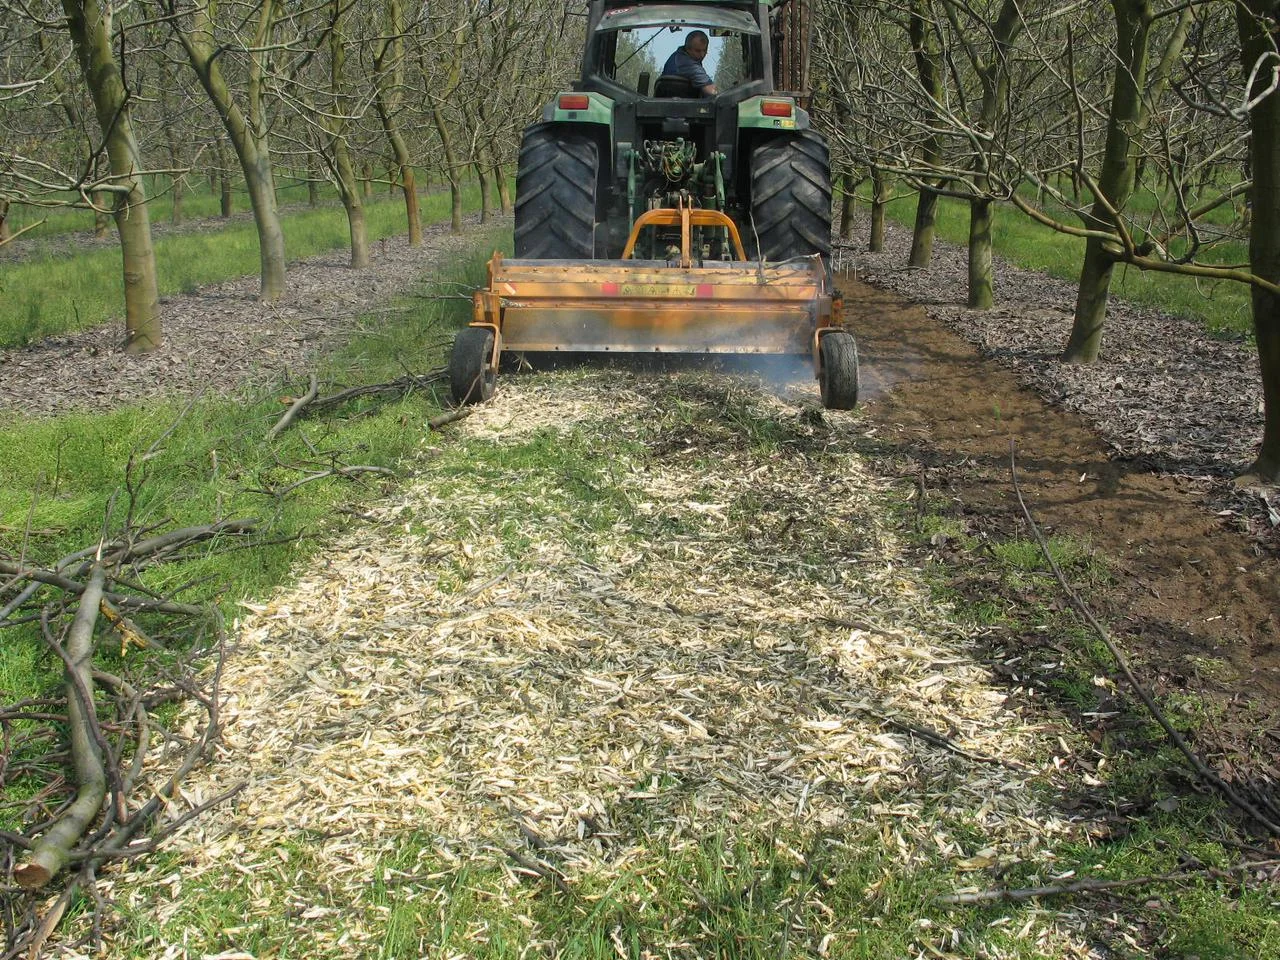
[819,331,860,411]
[449,326,497,405]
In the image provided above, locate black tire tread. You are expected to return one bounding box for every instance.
[819,331,860,410]
[514,125,598,259]
[749,132,832,263]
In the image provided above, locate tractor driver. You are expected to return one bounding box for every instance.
[661,30,718,97]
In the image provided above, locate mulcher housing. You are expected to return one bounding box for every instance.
[450,0,860,410]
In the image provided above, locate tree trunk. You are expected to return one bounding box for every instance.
[1237,1,1280,481]
[240,148,287,297]
[327,0,368,269]
[217,138,233,217]
[171,174,184,225]
[839,171,856,241]
[968,196,994,309]
[159,71,184,225]
[93,188,110,238]
[909,187,937,268]
[307,151,319,207]
[430,102,464,232]
[335,147,369,268]
[907,4,943,269]
[869,166,886,252]
[493,161,512,214]
[362,163,373,199]
[475,160,491,222]
[172,0,286,300]
[956,0,1026,312]
[372,0,423,246]
[1064,1,1190,362]
[1065,0,1151,362]
[0,198,10,243]
[64,0,162,351]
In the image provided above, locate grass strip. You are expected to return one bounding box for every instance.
[0,181,482,348]
[93,373,1280,960]
[3,174,427,242]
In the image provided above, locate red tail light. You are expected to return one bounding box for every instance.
[558,94,590,111]
[761,99,794,117]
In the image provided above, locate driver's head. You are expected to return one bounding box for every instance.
[685,30,709,61]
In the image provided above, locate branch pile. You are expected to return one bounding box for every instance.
[0,519,256,957]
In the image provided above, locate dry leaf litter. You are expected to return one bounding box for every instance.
[69,368,1123,959]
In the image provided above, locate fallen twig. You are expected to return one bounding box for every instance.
[499,845,575,898]
[310,369,447,412]
[939,857,1280,905]
[98,599,161,654]
[1010,442,1280,836]
[266,374,319,441]
[265,464,396,498]
[102,518,258,568]
[427,407,471,430]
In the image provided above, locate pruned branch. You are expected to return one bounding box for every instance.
[266,373,319,440]
[939,857,1280,905]
[15,565,108,889]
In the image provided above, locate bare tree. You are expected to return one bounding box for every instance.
[164,0,288,300]
[61,0,162,350]
[1236,0,1280,481]
[1064,1,1195,361]
[322,0,369,268]
[372,0,422,244]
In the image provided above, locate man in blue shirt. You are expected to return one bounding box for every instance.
[661,30,718,96]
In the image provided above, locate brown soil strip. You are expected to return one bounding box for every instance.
[844,275,1280,751]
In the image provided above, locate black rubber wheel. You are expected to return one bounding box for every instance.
[819,331,860,411]
[514,124,598,259]
[748,131,833,263]
[449,327,497,405]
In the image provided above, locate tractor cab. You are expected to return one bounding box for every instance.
[584,4,768,102]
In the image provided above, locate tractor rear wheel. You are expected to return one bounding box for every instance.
[514,124,598,259]
[449,327,497,405]
[818,331,860,410]
[749,132,832,263]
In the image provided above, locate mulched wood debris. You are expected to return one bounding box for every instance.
[79,372,1115,959]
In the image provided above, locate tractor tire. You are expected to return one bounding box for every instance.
[749,131,832,263]
[514,125,598,259]
[449,326,497,405]
[818,331,860,411]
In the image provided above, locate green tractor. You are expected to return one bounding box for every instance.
[450,0,859,410]
[515,0,833,266]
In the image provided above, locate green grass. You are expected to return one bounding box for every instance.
[0,179,482,349]
[102,824,1021,958]
[848,188,1254,337]
[104,814,1280,958]
[2,171,430,242]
